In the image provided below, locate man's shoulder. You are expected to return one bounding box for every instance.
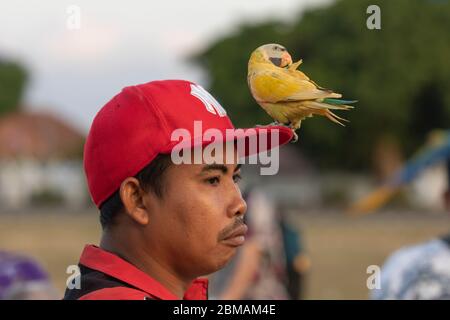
[63,265,150,300]
[373,238,450,299]
[384,238,449,270]
[77,287,151,300]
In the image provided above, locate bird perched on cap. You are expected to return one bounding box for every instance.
[247,43,356,142]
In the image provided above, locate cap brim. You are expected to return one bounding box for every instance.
[165,125,294,158]
[228,125,293,157]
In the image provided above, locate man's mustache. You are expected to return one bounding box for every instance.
[217,216,246,241]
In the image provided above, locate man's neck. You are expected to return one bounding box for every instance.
[100,231,192,299]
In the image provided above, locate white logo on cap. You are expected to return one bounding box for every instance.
[190,84,227,117]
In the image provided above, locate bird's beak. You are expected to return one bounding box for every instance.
[269,57,282,67]
[280,52,292,68]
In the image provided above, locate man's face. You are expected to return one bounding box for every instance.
[143,148,247,279]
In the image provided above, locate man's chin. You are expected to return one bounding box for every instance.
[213,248,238,272]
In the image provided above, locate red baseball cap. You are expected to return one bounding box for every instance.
[84,80,293,208]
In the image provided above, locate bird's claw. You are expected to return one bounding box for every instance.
[290,130,298,143]
[255,122,298,142]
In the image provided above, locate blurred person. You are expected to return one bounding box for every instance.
[279,214,310,299]
[0,251,59,300]
[372,158,450,300]
[63,80,293,300]
[209,187,309,300]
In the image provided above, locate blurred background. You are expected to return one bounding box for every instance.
[1,0,450,299]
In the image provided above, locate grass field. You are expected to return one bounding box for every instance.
[1,208,449,299]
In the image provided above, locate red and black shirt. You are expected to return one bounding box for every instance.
[63,245,208,300]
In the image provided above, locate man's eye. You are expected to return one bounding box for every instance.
[233,174,242,183]
[207,177,220,185]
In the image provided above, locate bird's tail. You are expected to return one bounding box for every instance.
[323,109,349,126]
[303,100,355,126]
[322,98,358,106]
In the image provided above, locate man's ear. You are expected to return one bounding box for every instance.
[119,177,150,225]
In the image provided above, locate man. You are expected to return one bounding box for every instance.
[372,158,450,300]
[63,80,293,300]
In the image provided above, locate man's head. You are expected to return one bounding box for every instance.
[100,147,247,277]
[84,80,292,278]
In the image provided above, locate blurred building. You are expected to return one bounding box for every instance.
[243,146,321,209]
[0,111,87,210]
[243,144,447,212]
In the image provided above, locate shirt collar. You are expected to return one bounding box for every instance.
[79,245,208,300]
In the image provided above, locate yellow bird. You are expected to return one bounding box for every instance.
[247,43,356,142]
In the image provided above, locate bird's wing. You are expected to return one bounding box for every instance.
[288,69,334,92]
[288,69,310,81]
[287,60,311,81]
[250,67,340,103]
[286,60,333,91]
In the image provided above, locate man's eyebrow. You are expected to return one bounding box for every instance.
[199,163,242,174]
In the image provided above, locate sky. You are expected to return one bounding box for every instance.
[0,0,331,133]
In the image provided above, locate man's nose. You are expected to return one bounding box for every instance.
[228,185,247,218]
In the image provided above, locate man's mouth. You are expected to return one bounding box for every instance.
[220,224,248,247]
